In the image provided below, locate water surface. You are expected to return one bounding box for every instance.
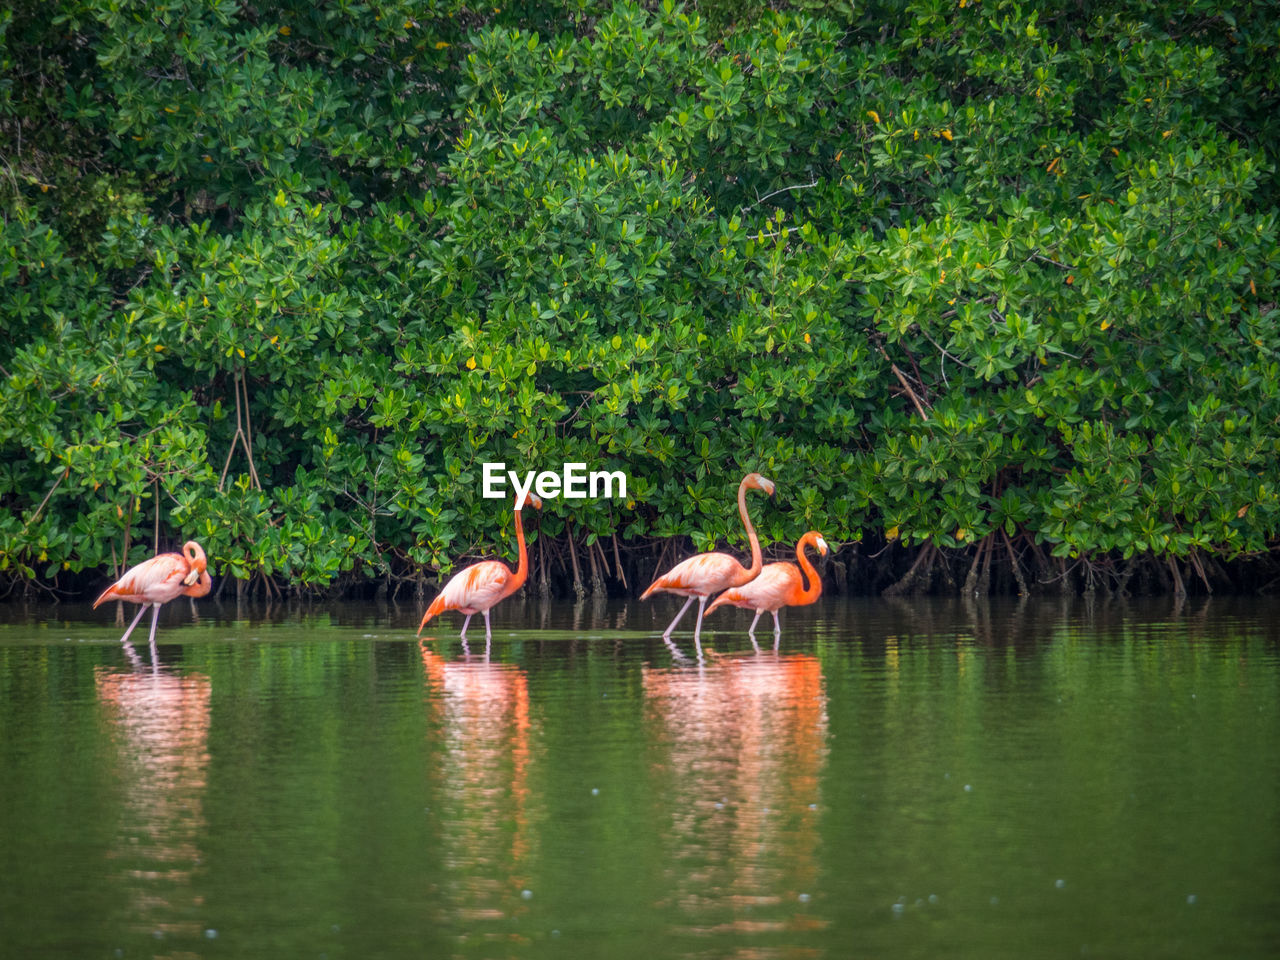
[1,596,1278,959]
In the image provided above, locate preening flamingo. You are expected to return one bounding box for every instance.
[640,472,775,646]
[417,492,542,642]
[706,530,829,643]
[93,541,212,651]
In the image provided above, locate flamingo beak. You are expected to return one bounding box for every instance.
[759,477,776,496]
[817,536,829,555]
[183,569,200,586]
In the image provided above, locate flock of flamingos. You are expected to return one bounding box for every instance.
[94,472,829,656]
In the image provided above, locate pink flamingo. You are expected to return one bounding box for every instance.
[417,492,543,642]
[93,541,212,650]
[706,530,829,644]
[640,473,775,647]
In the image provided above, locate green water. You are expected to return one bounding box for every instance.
[1,596,1278,959]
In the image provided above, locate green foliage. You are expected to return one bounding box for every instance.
[1,0,1278,595]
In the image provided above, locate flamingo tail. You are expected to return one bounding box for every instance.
[417,593,450,636]
[705,590,739,615]
[92,583,125,610]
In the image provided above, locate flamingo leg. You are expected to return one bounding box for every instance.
[662,596,696,639]
[692,596,709,642]
[459,614,472,640]
[692,596,709,661]
[146,603,161,652]
[747,610,762,639]
[772,611,782,651]
[483,609,492,642]
[117,604,149,646]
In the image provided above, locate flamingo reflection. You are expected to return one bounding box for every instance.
[643,650,829,941]
[420,641,533,931]
[96,657,211,941]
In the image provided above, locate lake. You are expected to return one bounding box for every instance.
[1,595,1278,959]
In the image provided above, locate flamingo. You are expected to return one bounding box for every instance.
[417,492,543,643]
[640,472,775,647]
[706,530,829,644]
[93,541,212,652]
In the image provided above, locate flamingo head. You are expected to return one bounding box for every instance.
[814,533,830,556]
[517,493,543,512]
[181,541,207,586]
[185,570,214,598]
[743,473,775,496]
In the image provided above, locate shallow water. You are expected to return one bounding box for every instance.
[1,595,1278,959]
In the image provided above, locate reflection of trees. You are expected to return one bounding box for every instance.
[95,664,211,941]
[642,652,829,941]
[419,643,533,932]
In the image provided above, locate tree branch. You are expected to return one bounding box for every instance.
[740,179,819,214]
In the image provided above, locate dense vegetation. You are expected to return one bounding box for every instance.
[2,0,1278,600]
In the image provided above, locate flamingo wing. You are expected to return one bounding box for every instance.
[641,551,749,599]
[433,560,513,615]
[708,562,801,613]
[93,552,191,608]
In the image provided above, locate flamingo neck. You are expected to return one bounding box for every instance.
[735,478,763,586]
[501,503,530,599]
[792,536,823,604]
